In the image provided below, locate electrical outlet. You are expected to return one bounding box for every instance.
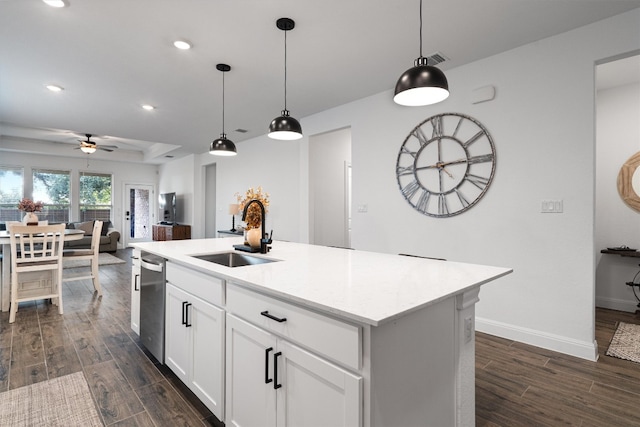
[541,199,563,213]
[357,204,368,213]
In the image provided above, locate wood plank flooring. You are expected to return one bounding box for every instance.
[0,248,221,426]
[0,247,639,426]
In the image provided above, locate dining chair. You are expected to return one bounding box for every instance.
[8,223,66,323]
[62,220,103,296]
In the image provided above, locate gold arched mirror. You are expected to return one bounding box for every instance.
[617,151,640,212]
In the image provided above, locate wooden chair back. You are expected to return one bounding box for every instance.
[9,223,66,270]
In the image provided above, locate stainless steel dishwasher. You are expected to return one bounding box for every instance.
[139,252,166,363]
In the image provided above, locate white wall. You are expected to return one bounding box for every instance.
[162,10,640,360]
[595,80,640,311]
[158,154,196,226]
[309,127,351,247]
[0,151,158,248]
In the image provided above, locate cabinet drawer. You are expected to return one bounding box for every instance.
[166,262,224,307]
[227,283,361,370]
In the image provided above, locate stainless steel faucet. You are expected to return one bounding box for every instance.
[242,199,272,253]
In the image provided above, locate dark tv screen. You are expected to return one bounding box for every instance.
[158,192,176,224]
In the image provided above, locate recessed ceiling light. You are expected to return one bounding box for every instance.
[46,84,64,92]
[42,0,66,7]
[142,104,155,111]
[173,40,191,50]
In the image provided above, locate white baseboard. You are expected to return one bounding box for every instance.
[476,317,599,361]
[595,296,638,313]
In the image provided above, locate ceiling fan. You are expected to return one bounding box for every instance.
[76,134,118,153]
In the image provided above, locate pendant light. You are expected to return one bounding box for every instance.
[210,63,237,156]
[393,0,449,106]
[268,17,303,140]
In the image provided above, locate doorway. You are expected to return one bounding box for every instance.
[123,183,154,247]
[204,163,217,238]
[309,127,352,248]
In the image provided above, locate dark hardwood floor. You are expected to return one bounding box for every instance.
[1,247,639,426]
[0,248,220,426]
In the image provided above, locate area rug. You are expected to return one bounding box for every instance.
[0,371,102,426]
[605,321,640,363]
[63,252,125,269]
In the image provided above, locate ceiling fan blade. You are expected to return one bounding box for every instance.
[98,147,114,152]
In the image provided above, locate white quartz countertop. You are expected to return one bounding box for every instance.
[133,238,512,326]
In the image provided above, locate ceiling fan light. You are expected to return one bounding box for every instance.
[209,135,237,156]
[394,60,449,106]
[80,145,96,154]
[268,111,303,140]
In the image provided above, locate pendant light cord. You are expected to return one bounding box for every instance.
[284,29,288,111]
[222,70,226,134]
[419,0,423,58]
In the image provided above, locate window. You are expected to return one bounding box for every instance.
[33,168,71,223]
[0,166,24,222]
[79,172,112,222]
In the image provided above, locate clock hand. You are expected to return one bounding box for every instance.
[438,158,468,167]
[440,166,453,178]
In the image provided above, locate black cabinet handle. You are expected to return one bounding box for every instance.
[182,301,188,325]
[274,351,282,390]
[261,311,287,323]
[134,274,139,291]
[185,303,192,327]
[265,347,273,384]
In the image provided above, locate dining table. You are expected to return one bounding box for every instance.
[0,228,86,312]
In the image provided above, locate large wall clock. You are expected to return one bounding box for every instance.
[396,112,496,218]
[617,151,640,213]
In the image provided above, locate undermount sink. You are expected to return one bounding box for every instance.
[190,252,278,268]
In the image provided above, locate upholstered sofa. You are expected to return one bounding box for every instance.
[64,220,120,253]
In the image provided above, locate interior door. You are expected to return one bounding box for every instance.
[123,183,154,247]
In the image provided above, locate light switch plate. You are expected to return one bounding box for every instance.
[541,200,563,213]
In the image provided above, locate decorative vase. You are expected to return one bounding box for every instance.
[247,228,262,249]
[22,212,39,226]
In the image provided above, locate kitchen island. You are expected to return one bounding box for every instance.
[132,237,512,427]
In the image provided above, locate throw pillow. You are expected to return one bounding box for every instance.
[76,220,94,235]
[101,221,111,236]
[66,222,75,229]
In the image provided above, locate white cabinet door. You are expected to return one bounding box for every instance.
[226,314,362,427]
[190,296,225,421]
[165,283,190,382]
[277,341,362,427]
[130,250,141,335]
[226,314,277,427]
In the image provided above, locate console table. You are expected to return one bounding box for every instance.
[152,224,191,241]
[600,249,640,258]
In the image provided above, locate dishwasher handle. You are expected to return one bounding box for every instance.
[140,258,164,273]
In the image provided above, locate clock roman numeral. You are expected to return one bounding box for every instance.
[431,116,443,138]
[468,153,494,164]
[416,189,431,213]
[402,180,421,200]
[400,146,418,159]
[466,174,490,190]
[455,189,470,207]
[438,194,449,215]
[452,116,464,138]
[396,165,414,177]
[412,127,429,146]
[462,130,485,148]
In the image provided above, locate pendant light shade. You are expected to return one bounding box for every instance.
[393,0,449,107]
[210,63,237,156]
[268,18,303,141]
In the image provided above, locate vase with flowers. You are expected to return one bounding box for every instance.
[18,198,44,225]
[235,186,269,248]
